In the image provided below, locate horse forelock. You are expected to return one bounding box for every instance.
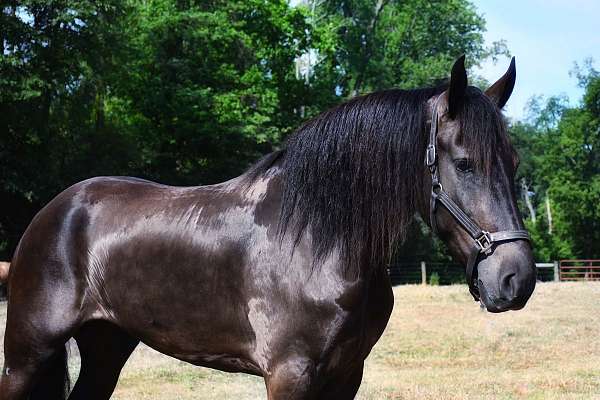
[455,87,514,179]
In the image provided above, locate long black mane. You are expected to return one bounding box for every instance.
[248,85,512,272]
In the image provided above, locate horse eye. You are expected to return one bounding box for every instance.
[454,158,473,173]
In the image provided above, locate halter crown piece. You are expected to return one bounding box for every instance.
[425,95,531,301]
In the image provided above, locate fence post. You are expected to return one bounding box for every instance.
[421,261,427,285]
[553,260,559,282]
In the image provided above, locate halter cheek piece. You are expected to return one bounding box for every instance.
[425,95,531,301]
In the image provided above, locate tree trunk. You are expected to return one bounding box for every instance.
[351,0,389,97]
[545,192,553,234]
[521,178,536,223]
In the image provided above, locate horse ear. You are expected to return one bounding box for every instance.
[485,57,516,109]
[448,55,468,118]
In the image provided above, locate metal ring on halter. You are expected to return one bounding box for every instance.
[475,231,493,255]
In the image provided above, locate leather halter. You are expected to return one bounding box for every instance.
[425,95,531,301]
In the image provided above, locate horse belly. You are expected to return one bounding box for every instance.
[89,235,261,375]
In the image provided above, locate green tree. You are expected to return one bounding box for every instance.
[306,0,508,100]
[108,0,315,185]
[510,63,600,260]
[0,0,131,258]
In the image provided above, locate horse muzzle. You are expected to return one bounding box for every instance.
[475,243,537,313]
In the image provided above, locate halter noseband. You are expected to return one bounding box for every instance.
[425,95,531,301]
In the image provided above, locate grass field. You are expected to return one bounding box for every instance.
[1,282,600,399]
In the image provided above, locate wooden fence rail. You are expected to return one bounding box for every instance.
[559,259,600,281]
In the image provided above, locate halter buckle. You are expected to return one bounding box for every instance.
[476,231,493,255]
[425,145,436,167]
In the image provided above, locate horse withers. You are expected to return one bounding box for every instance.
[0,56,535,400]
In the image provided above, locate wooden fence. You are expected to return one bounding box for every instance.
[559,260,600,281]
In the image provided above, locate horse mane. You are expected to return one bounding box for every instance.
[246,85,512,272]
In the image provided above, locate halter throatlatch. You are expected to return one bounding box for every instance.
[426,95,531,301]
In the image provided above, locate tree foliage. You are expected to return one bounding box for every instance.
[511,63,600,260]
[4,0,590,265]
[108,0,317,185]
[1,0,131,254]
[309,0,507,97]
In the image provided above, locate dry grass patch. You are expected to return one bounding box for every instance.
[358,282,600,400]
[1,282,599,399]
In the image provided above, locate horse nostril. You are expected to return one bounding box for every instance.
[499,272,516,300]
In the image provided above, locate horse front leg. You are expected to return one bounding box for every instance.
[264,357,318,400]
[316,363,364,400]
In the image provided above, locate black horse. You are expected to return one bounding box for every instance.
[0,57,535,400]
